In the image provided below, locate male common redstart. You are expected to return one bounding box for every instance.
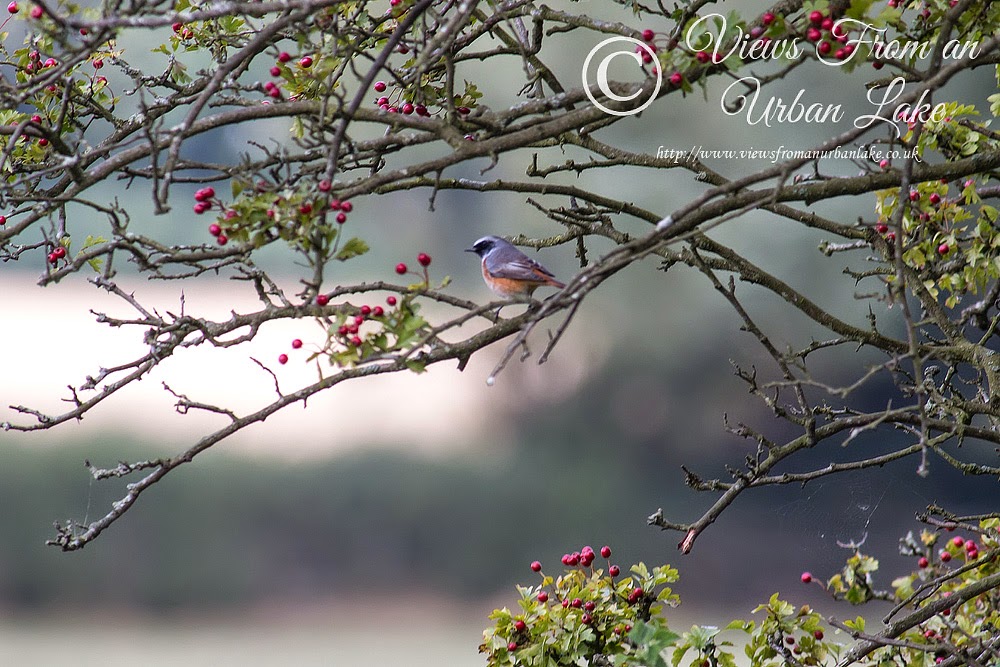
[466,235,566,299]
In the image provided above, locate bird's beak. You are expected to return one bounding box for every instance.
[464,247,476,253]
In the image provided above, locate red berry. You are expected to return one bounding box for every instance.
[457,106,470,115]
[886,232,896,242]
[806,27,821,41]
[581,613,592,624]
[277,51,291,63]
[340,201,353,212]
[641,29,655,42]
[202,186,216,199]
[395,262,407,275]
[278,353,288,365]
[193,202,208,214]
[537,591,548,602]
[507,641,517,652]
[823,18,835,31]
[316,294,329,306]
[93,59,103,69]
[669,72,683,86]
[7,1,18,12]
[374,81,387,92]
[336,212,347,224]
[909,190,919,201]
[337,325,348,336]
[0,215,6,225]
[879,158,889,169]
[785,636,796,645]
[299,56,313,68]
[372,306,384,317]
[918,556,929,568]
[329,199,341,210]
[570,598,582,608]
[809,10,824,25]
[530,560,542,572]
[938,243,949,256]
[608,565,620,576]
[268,87,281,99]
[417,252,431,267]
[600,546,611,558]
[291,338,303,349]
[270,66,281,77]
[628,587,643,603]
[47,252,57,264]
[318,179,331,192]
[29,4,42,18]
[386,296,397,306]
[415,104,428,116]
[818,41,831,55]
[583,601,595,611]
[401,102,414,114]
[940,550,952,562]
[695,51,710,63]
[350,335,363,347]
[929,192,941,204]
[52,246,66,259]
[762,12,775,25]
[360,305,372,316]
[298,203,313,215]
[208,223,222,237]
[945,523,956,531]
[801,572,812,583]
[513,620,526,632]
[952,536,964,547]
[814,630,824,640]
[965,540,977,552]
[37,138,48,147]
[216,234,227,245]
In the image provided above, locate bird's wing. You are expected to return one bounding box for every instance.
[487,257,557,282]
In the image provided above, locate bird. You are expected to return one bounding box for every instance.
[466,235,565,299]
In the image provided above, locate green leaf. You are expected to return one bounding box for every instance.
[335,237,369,261]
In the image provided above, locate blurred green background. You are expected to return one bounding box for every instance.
[2,1,999,665]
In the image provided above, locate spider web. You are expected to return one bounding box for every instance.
[773,475,895,551]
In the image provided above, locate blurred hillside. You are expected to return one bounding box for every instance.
[2,346,997,617]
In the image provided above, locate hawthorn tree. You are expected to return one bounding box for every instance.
[3,0,1000,663]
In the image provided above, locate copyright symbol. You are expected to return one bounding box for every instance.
[581,36,662,117]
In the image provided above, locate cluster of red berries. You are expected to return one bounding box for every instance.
[263,51,315,99]
[7,2,42,18]
[805,10,857,61]
[509,545,633,652]
[329,197,353,224]
[334,303,387,348]
[394,252,432,277]
[372,80,431,116]
[46,244,67,265]
[938,534,981,563]
[784,629,825,655]
[171,20,194,40]
[874,178,967,253]
[277,338,304,365]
